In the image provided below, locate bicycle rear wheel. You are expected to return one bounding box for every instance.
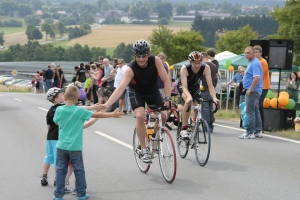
[194,119,211,166]
[176,120,189,158]
[133,128,150,173]
[158,128,177,183]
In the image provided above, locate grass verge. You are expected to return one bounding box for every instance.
[0,84,33,93]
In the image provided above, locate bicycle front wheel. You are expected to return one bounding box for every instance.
[133,128,150,173]
[176,120,189,158]
[194,119,211,166]
[158,128,177,183]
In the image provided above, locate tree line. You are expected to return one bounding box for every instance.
[192,15,279,48]
[0,19,22,27]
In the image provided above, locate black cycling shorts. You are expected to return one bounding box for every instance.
[128,87,163,111]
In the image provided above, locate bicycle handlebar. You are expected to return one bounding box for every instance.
[186,98,219,113]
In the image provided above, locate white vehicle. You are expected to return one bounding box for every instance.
[0,75,14,84]
[5,79,24,86]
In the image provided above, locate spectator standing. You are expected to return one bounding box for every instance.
[113,59,128,114]
[44,66,54,92]
[239,46,263,139]
[84,71,92,106]
[171,78,178,101]
[76,63,87,85]
[72,66,79,83]
[90,64,99,104]
[52,68,60,88]
[286,72,300,102]
[100,58,115,103]
[157,52,169,99]
[201,52,218,132]
[35,71,40,93]
[39,71,45,93]
[57,65,64,88]
[254,45,270,131]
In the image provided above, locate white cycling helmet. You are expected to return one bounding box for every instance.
[46,87,63,102]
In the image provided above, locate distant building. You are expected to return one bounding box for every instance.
[36,10,43,16]
[57,11,66,15]
[173,11,230,22]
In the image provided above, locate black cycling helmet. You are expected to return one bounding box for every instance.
[132,39,151,54]
[188,51,203,62]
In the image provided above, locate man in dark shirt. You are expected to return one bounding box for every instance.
[44,65,54,92]
[201,52,218,132]
[100,39,171,163]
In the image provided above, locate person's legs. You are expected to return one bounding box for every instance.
[259,89,268,131]
[70,151,88,198]
[200,92,214,131]
[54,148,69,198]
[244,92,261,136]
[92,85,98,104]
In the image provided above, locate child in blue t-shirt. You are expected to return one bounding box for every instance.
[53,85,123,200]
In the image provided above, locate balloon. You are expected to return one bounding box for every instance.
[169,65,174,71]
[285,99,296,109]
[266,90,273,98]
[263,98,270,108]
[298,71,300,79]
[270,98,278,108]
[223,64,228,69]
[226,59,232,65]
[228,65,234,72]
[298,66,300,71]
[279,91,289,98]
[278,95,289,106]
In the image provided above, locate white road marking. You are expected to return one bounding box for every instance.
[38,107,48,112]
[37,106,300,145]
[94,131,133,149]
[13,98,22,101]
[215,123,300,144]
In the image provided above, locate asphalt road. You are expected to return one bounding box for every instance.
[0,92,300,200]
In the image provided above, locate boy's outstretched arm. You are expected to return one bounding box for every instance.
[84,118,98,129]
[91,109,123,119]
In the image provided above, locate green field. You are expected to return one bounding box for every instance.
[167,21,192,27]
[50,40,71,48]
[1,27,26,34]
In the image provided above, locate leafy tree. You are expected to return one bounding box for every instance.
[0,1,18,16]
[31,28,43,40]
[176,5,187,15]
[26,24,36,40]
[157,18,169,25]
[18,4,33,17]
[216,25,257,54]
[55,21,67,37]
[148,25,174,57]
[100,2,113,11]
[30,0,43,11]
[2,50,13,61]
[41,23,53,41]
[24,14,41,26]
[130,6,149,20]
[153,2,172,19]
[0,32,5,46]
[97,0,108,9]
[271,0,300,65]
[44,18,54,24]
[113,42,133,63]
[170,30,206,63]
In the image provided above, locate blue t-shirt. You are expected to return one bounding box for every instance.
[53,105,93,151]
[232,73,243,83]
[243,57,263,94]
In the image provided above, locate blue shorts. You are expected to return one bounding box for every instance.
[44,140,58,168]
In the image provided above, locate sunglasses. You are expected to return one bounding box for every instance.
[135,54,148,58]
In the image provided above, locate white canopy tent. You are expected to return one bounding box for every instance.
[215,51,237,61]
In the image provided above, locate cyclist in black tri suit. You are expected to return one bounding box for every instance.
[100,39,171,163]
[178,51,218,139]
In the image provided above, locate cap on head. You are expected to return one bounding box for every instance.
[132,39,151,54]
[188,51,203,62]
